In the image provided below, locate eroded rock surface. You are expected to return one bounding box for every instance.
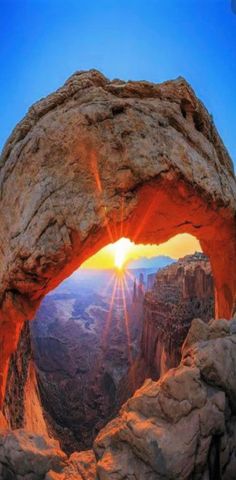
[141,252,214,376]
[118,253,214,404]
[1,318,236,479]
[3,321,48,437]
[0,430,67,479]
[94,318,236,479]
[0,69,235,406]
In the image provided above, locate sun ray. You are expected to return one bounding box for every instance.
[123,273,133,302]
[100,271,116,296]
[120,277,136,390]
[101,276,118,348]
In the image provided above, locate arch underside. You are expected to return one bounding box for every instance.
[0,70,235,406]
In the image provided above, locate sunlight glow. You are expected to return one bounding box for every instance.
[113,238,132,270]
[81,234,201,269]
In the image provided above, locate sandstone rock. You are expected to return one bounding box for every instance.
[209,318,230,338]
[0,69,235,407]
[64,450,96,479]
[45,472,65,480]
[0,429,66,478]
[46,450,96,480]
[0,412,7,431]
[93,319,236,479]
[1,320,236,478]
[3,320,48,437]
[182,317,209,354]
[229,318,236,334]
[140,253,214,380]
[185,335,236,411]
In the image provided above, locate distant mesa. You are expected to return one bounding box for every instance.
[127,255,174,270]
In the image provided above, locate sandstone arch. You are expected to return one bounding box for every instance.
[0,70,235,406]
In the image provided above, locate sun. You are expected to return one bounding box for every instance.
[112,238,131,271]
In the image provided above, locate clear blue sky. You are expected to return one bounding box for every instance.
[1,0,235,168]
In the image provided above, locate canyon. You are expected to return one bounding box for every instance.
[2,257,171,454]
[30,267,147,453]
[3,253,214,457]
[0,70,235,478]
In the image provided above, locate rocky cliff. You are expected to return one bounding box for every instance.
[118,253,215,404]
[142,252,214,378]
[1,317,236,479]
[2,320,48,437]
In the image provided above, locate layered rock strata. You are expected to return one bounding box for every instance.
[142,252,214,377]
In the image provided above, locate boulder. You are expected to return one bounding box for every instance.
[0,429,66,479]
[93,319,236,479]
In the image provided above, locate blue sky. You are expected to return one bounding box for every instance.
[1,0,235,168]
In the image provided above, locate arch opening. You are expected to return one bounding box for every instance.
[3,233,216,453]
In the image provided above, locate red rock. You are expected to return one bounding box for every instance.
[141,252,214,377]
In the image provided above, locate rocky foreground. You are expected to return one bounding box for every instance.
[1,316,236,479]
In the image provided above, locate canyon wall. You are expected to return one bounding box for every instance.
[2,320,48,437]
[142,252,214,378]
[118,253,214,404]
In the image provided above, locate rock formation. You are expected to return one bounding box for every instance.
[142,252,214,377]
[118,252,214,405]
[0,69,235,408]
[1,318,236,479]
[93,318,236,479]
[3,321,48,437]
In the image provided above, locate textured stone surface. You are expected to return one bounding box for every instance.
[141,252,214,377]
[3,320,48,437]
[1,320,236,478]
[0,429,66,479]
[93,318,236,479]
[0,69,235,406]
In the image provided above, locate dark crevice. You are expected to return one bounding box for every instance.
[208,435,222,480]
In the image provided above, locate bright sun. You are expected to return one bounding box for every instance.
[113,238,131,270]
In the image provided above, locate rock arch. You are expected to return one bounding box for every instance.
[0,70,235,406]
